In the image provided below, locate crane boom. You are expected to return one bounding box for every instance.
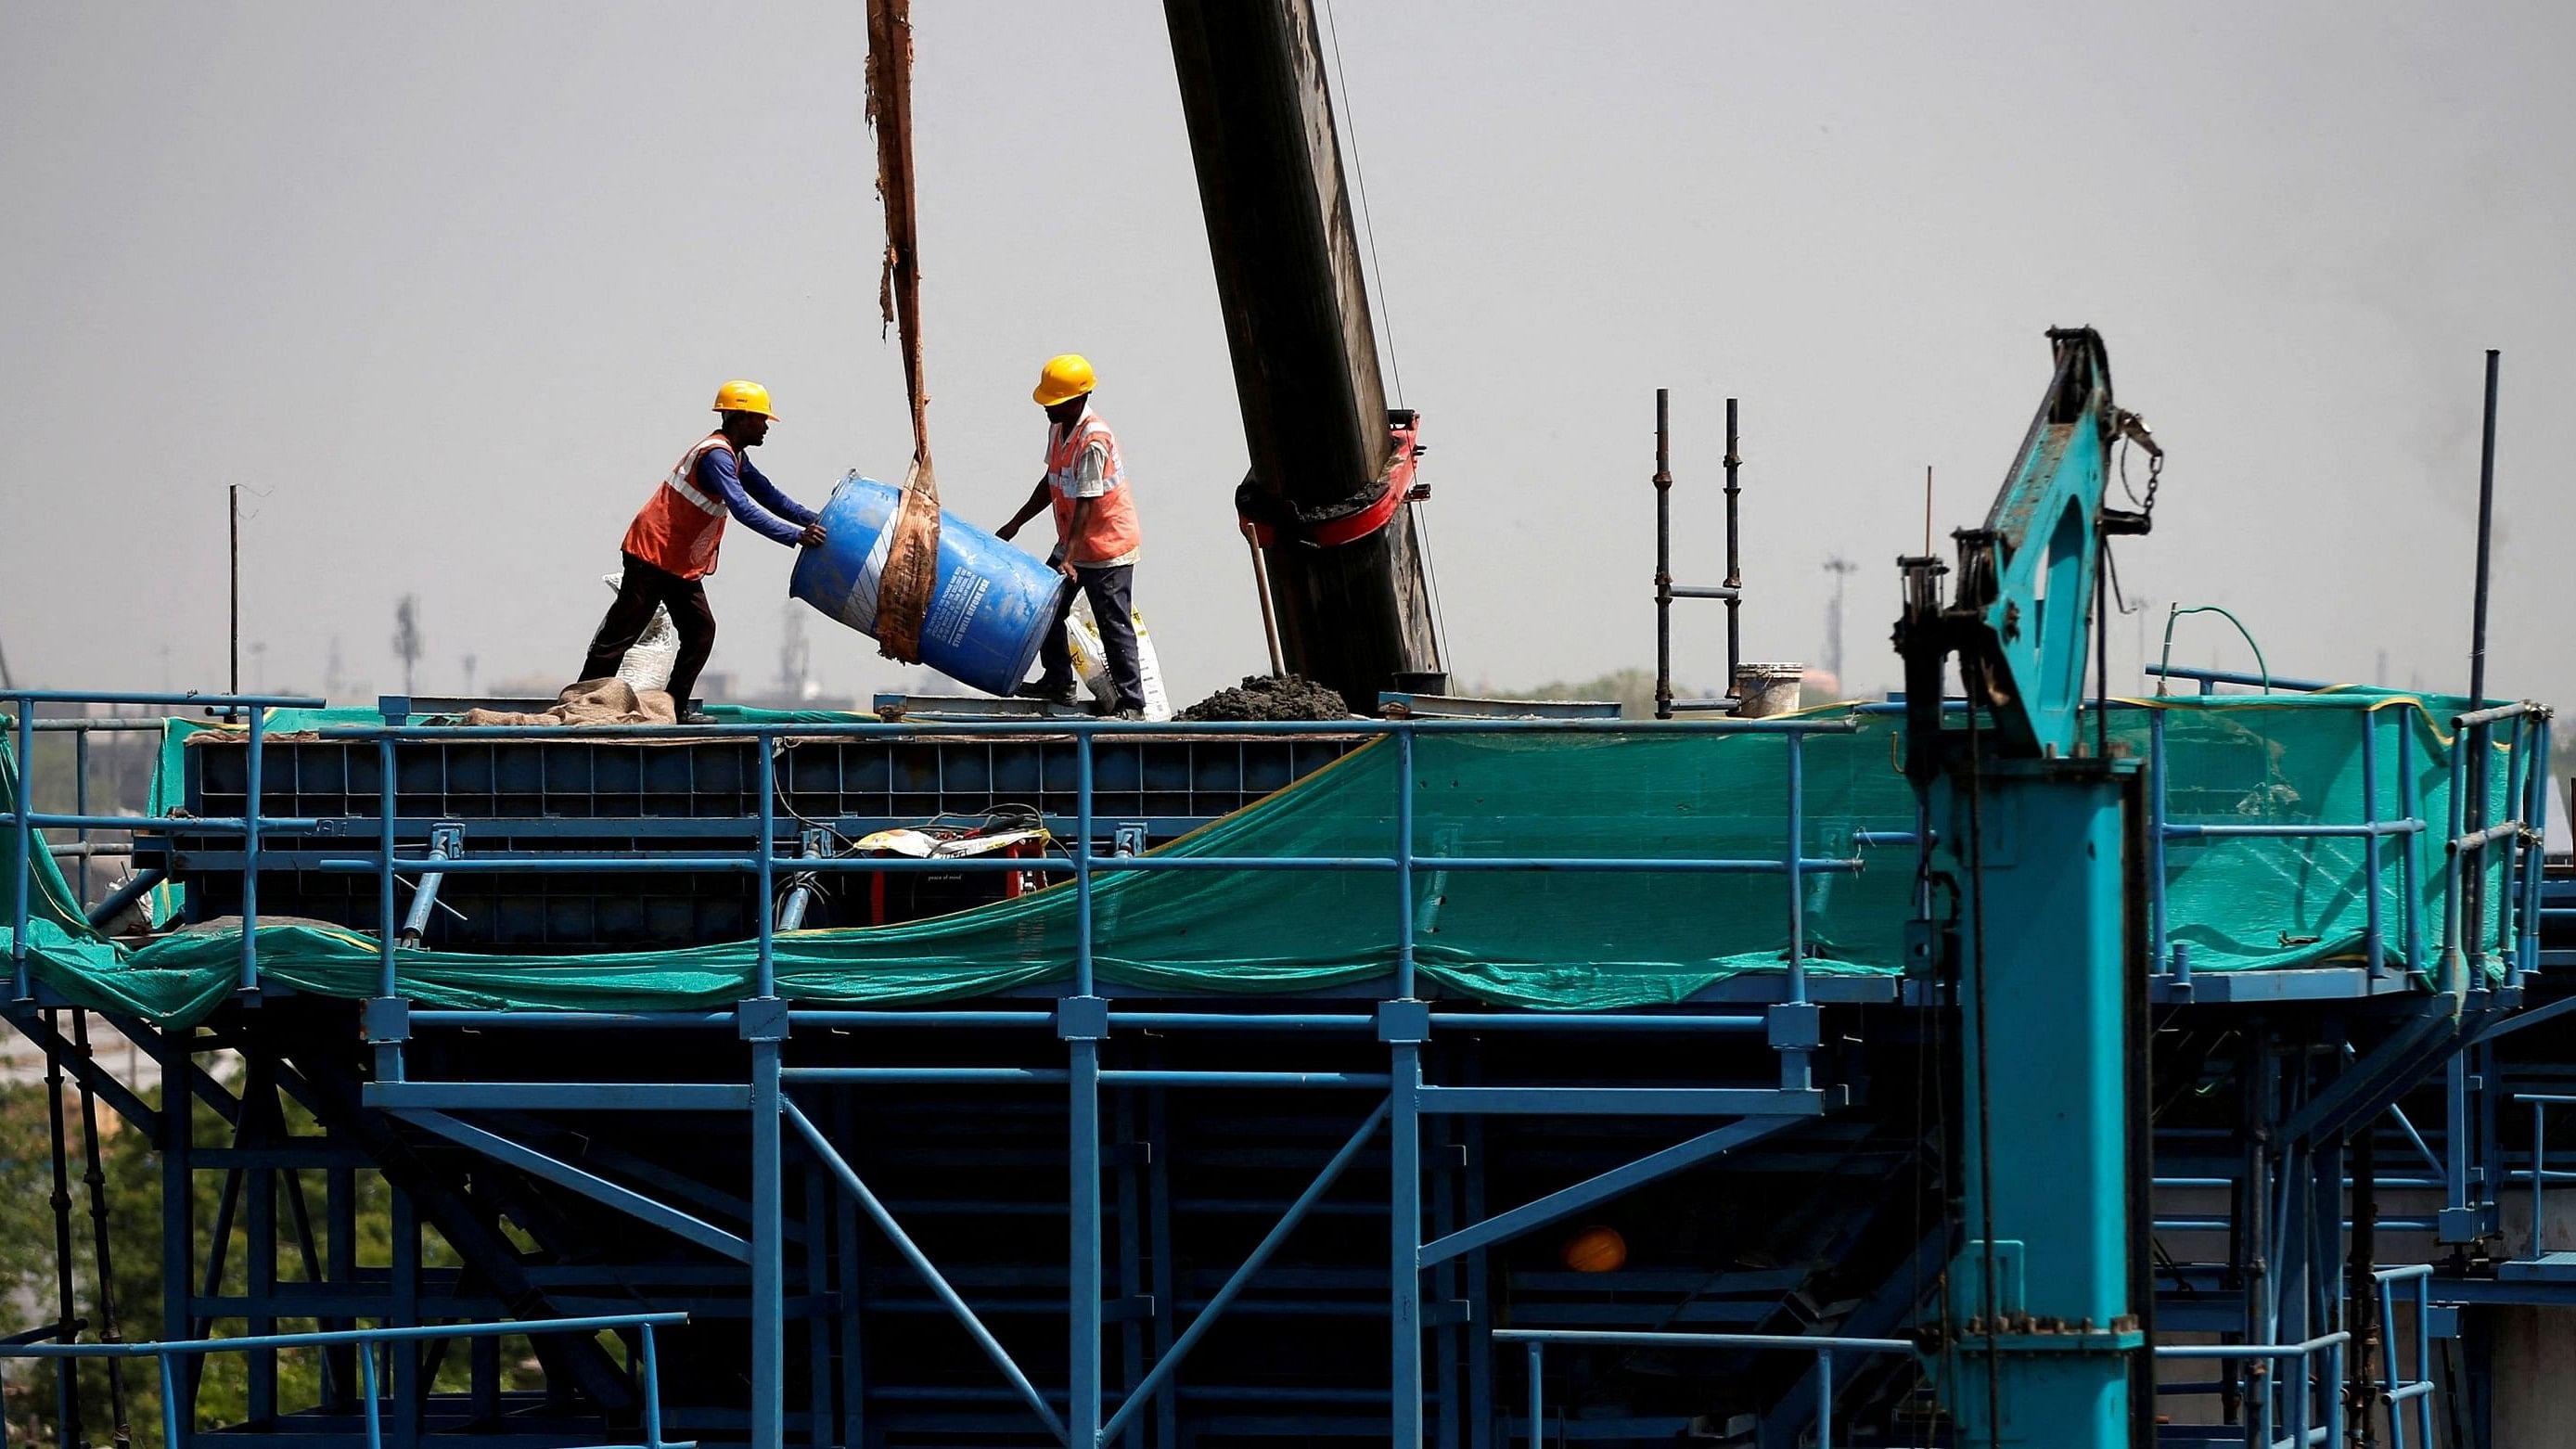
[1165,0,1446,712]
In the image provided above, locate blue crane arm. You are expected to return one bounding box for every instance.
[1951,327,2152,758]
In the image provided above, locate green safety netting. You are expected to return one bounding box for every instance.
[0,688,2520,1028]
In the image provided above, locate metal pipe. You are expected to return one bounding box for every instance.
[2464,350,2501,979]
[1654,387,1672,721]
[314,714,1867,740]
[1395,728,1416,999]
[229,484,239,697]
[12,701,31,999]
[1070,1030,1101,1445]
[1525,1340,1542,1449]
[2362,712,2385,976]
[755,734,776,998]
[394,832,455,949]
[312,852,1876,877]
[0,1311,688,1356]
[238,707,263,993]
[749,1038,783,1445]
[1390,1041,1423,1445]
[83,868,163,930]
[1096,1071,1391,1088]
[1076,731,1095,998]
[2469,350,2500,711]
[1724,397,1742,684]
[1240,520,1285,677]
[73,728,88,904]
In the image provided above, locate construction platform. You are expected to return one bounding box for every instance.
[0,678,2563,1447]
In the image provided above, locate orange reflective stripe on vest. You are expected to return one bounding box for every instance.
[1044,408,1141,565]
[621,433,738,580]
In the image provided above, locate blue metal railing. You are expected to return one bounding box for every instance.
[0,1311,690,1449]
[2154,1331,2349,1449]
[1494,1327,1914,1447]
[2372,1263,2439,1449]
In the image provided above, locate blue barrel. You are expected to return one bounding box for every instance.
[789,474,1071,697]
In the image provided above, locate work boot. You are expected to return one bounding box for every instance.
[1113,706,1147,722]
[1015,681,1079,707]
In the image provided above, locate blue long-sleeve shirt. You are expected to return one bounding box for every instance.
[699,446,817,546]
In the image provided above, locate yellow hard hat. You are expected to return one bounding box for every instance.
[1032,354,1096,407]
[712,379,778,419]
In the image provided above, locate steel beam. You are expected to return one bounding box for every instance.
[389,1109,750,1263]
[1417,1116,1797,1267]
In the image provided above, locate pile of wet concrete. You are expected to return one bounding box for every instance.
[1174,674,1355,722]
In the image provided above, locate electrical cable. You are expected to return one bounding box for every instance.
[1318,0,1404,408]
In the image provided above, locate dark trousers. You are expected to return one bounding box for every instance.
[580,553,718,707]
[1037,564,1143,711]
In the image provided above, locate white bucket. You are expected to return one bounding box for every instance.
[1732,662,1805,719]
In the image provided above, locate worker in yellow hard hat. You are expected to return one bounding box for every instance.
[997,354,1147,717]
[576,380,827,720]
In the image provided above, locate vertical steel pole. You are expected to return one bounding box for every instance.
[359,1338,382,1449]
[1785,734,1807,1000]
[1070,1031,1102,1445]
[835,1094,865,1449]
[2400,722,2426,974]
[391,1184,419,1446]
[2463,350,2500,961]
[1817,1348,1834,1447]
[238,706,264,993]
[2531,1101,2544,1262]
[756,734,777,999]
[2149,709,2171,972]
[1396,727,1416,1000]
[641,1324,665,1449]
[11,699,31,1000]
[159,1026,192,1449]
[1391,1040,1423,1445]
[1524,1341,1541,1449]
[2362,712,2385,976]
[1076,729,1095,997]
[158,1356,182,1449]
[1653,389,1673,720]
[750,1035,784,1446]
[73,729,89,905]
[230,485,241,697]
[2468,351,2500,712]
[805,1168,831,1443]
[1723,398,1742,685]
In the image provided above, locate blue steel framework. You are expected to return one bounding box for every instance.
[0,683,2561,1446]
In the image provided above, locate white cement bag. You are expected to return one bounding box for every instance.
[602,571,681,694]
[1065,594,1172,721]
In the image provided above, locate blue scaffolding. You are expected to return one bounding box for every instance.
[0,681,2561,1446]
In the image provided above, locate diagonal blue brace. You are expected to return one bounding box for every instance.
[1418,1116,1798,1268]
[1099,1098,1390,1446]
[785,1096,1070,1446]
[390,1109,749,1263]
[0,1006,158,1138]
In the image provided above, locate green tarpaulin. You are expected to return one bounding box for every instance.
[0,689,2516,1027]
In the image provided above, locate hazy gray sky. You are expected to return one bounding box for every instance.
[3,2,2570,725]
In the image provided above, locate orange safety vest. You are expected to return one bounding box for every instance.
[1045,408,1141,566]
[621,432,740,580]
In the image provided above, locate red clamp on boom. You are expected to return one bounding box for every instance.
[1238,411,1429,548]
